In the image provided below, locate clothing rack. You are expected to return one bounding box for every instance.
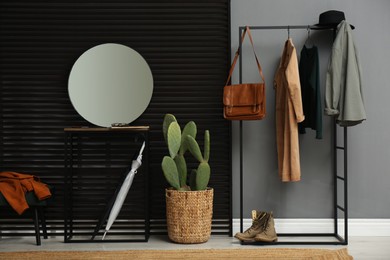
[237,25,348,245]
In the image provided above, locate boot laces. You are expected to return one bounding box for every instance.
[262,215,271,232]
[245,213,266,233]
[244,222,260,233]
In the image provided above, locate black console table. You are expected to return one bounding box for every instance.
[64,126,150,243]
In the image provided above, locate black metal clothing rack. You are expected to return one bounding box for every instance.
[238,25,348,245]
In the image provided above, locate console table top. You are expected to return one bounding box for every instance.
[64,126,150,132]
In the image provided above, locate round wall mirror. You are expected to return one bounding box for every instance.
[68,43,153,127]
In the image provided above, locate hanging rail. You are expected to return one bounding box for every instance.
[237,25,348,245]
[240,25,329,30]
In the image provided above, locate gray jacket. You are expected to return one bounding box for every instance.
[325,20,366,126]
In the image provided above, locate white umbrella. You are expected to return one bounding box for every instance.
[102,141,145,240]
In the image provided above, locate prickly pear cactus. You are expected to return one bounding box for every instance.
[195,162,210,191]
[163,114,177,143]
[161,156,180,190]
[167,122,181,158]
[187,130,210,190]
[161,113,211,191]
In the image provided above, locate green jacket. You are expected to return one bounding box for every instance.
[325,20,366,126]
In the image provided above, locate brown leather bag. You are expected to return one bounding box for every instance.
[223,26,266,120]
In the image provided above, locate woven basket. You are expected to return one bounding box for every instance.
[165,188,214,244]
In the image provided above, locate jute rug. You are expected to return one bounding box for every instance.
[0,248,353,260]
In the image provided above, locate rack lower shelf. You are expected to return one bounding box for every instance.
[240,233,347,245]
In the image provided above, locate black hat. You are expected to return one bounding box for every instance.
[315,10,355,29]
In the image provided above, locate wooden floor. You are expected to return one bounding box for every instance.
[0,235,389,259]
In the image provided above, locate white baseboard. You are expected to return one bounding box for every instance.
[233,218,390,236]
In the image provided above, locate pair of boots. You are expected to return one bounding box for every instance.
[234,210,277,242]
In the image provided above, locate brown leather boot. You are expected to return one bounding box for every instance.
[234,210,268,242]
[254,212,278,242]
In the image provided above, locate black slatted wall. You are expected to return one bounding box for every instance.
[0,0,231,235]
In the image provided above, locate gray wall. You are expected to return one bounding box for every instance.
[231,0,390,218]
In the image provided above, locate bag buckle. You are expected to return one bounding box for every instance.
[228,105,233,113]
[252,105,258,113]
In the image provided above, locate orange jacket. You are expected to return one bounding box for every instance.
[0,172,52,215]
[274,39,305,182]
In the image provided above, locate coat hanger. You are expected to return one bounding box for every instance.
[304,26,314,48]
[287,25,290,39]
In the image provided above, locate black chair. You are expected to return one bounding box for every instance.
[0,187,53,245]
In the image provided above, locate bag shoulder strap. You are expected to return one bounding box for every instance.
[225,26,265,86]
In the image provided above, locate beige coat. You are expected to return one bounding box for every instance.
[274,39,305,182]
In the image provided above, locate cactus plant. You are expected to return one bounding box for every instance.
[161,113,211,191]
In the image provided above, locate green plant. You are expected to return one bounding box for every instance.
[161,114,210,191]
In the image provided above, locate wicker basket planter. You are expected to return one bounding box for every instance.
[165,188,214,244]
